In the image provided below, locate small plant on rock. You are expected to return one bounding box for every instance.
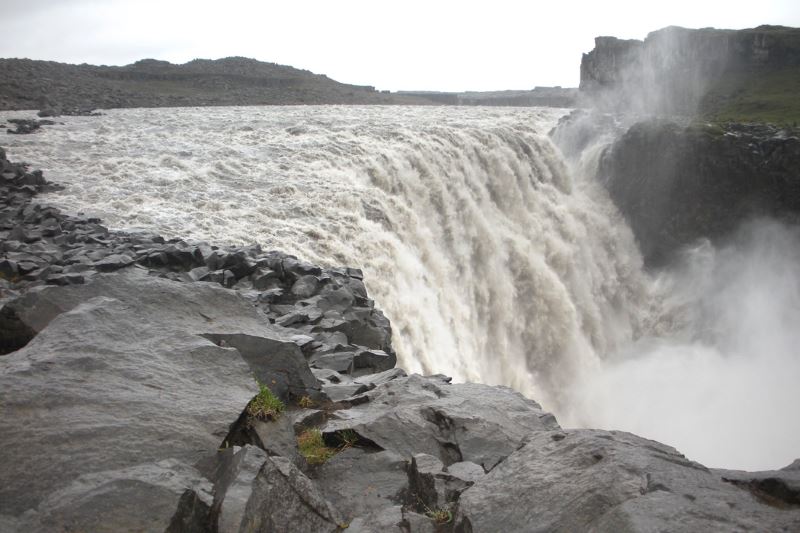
[416,496,453,526]
[297,429,335,465]
[425,506,453,525]
[247,382,285,421]
[337,429,359,450]
[298,395,314,409]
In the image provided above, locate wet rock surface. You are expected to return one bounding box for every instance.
[597,120,800,266]
[5,117,58,134]
[455,430,800,532]
[1,148,799,531]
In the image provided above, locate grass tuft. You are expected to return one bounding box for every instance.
[297,428,362,465]
[425,506,453,525]
[297,429,335,465]
[246,382,285,421]
[336,429,359,449]
[298,395,314,409]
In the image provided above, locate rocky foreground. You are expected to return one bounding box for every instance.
[1,148,799,532]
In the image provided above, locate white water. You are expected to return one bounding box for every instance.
[2,106,798,471]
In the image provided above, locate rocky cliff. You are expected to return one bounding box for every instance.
[0,57,431,112]
[2,148,800,531]
[596,120,800,266]
[580,25,800,121]
[566,25,800,267]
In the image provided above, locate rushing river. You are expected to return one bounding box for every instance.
[3,105,798,471]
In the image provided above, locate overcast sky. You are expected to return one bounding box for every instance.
[3,0,799,91]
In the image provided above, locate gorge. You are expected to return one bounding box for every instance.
[1,24,800,533]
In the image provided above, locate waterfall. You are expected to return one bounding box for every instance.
[2,105,797,470]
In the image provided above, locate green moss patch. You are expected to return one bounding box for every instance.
[247,382,285,421]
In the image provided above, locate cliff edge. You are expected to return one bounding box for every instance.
[580,25,800,123]
[563,25,800,267]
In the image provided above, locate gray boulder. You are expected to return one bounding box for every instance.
[0,270,315,527]
[316,448,408,523]
[211,445,268,533]
[714,461,800,507]
[202,332,322,400]
[13,459,213,533]
[239,454,344,532]
[455,429,800,532]
[322,374,559,469]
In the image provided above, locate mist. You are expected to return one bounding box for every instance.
[564,219,800,470]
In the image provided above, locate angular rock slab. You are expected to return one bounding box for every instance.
[11,459,212,533]
[0,270,298,525]
[316,448,408,523]
[237,454,344,532]
[455,429,800,532]
[212,445,269,533]
[323,374,559,470]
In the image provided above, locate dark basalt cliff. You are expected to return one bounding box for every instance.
[566,25,800,267]
[0,57,430,112]
[598,121,800,266]
[580,25,800,120]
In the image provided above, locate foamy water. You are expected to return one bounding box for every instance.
[3,105,798,471]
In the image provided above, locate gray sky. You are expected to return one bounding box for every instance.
[3,0,799,91]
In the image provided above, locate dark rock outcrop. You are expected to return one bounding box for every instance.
[597,120,800,266]
[6,118,57,134]
[321,374,560,470]
[455,430,800,532]
[580,25,800,117]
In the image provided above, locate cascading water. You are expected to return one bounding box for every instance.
[2,105,797,471]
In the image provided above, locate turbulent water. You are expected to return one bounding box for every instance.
[3,105,798,471]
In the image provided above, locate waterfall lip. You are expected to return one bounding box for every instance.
[2,104,797,471]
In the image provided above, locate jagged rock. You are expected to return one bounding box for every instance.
[407,454,475,514]
[311,351,356,374]
[445,461,484,483]
[275,306,323,327]
[0,271,300,522]
[233,454,344,532]
[93,253,134,272]
[0,258,18,278]
[188,265,209,281]
[312,367,345,384]
[407,454,446,510]
[12,459,213,533]
[346,505,437,533]
[45,272,86,285]
[322,374,559,470]
[210,445,269,533]
[282,256,322,280]
[455,429,800,532]
[202,332,323,400]
[354,347,396,373]
[6,118,55,135]
[316,448,408,523]
[323,382,369,401]
[598,120,800,266]
[251,267,280,290]
[291,274,320,298]
[715,462,800,507]
[250,415,302,460]
[354,367,407,387]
